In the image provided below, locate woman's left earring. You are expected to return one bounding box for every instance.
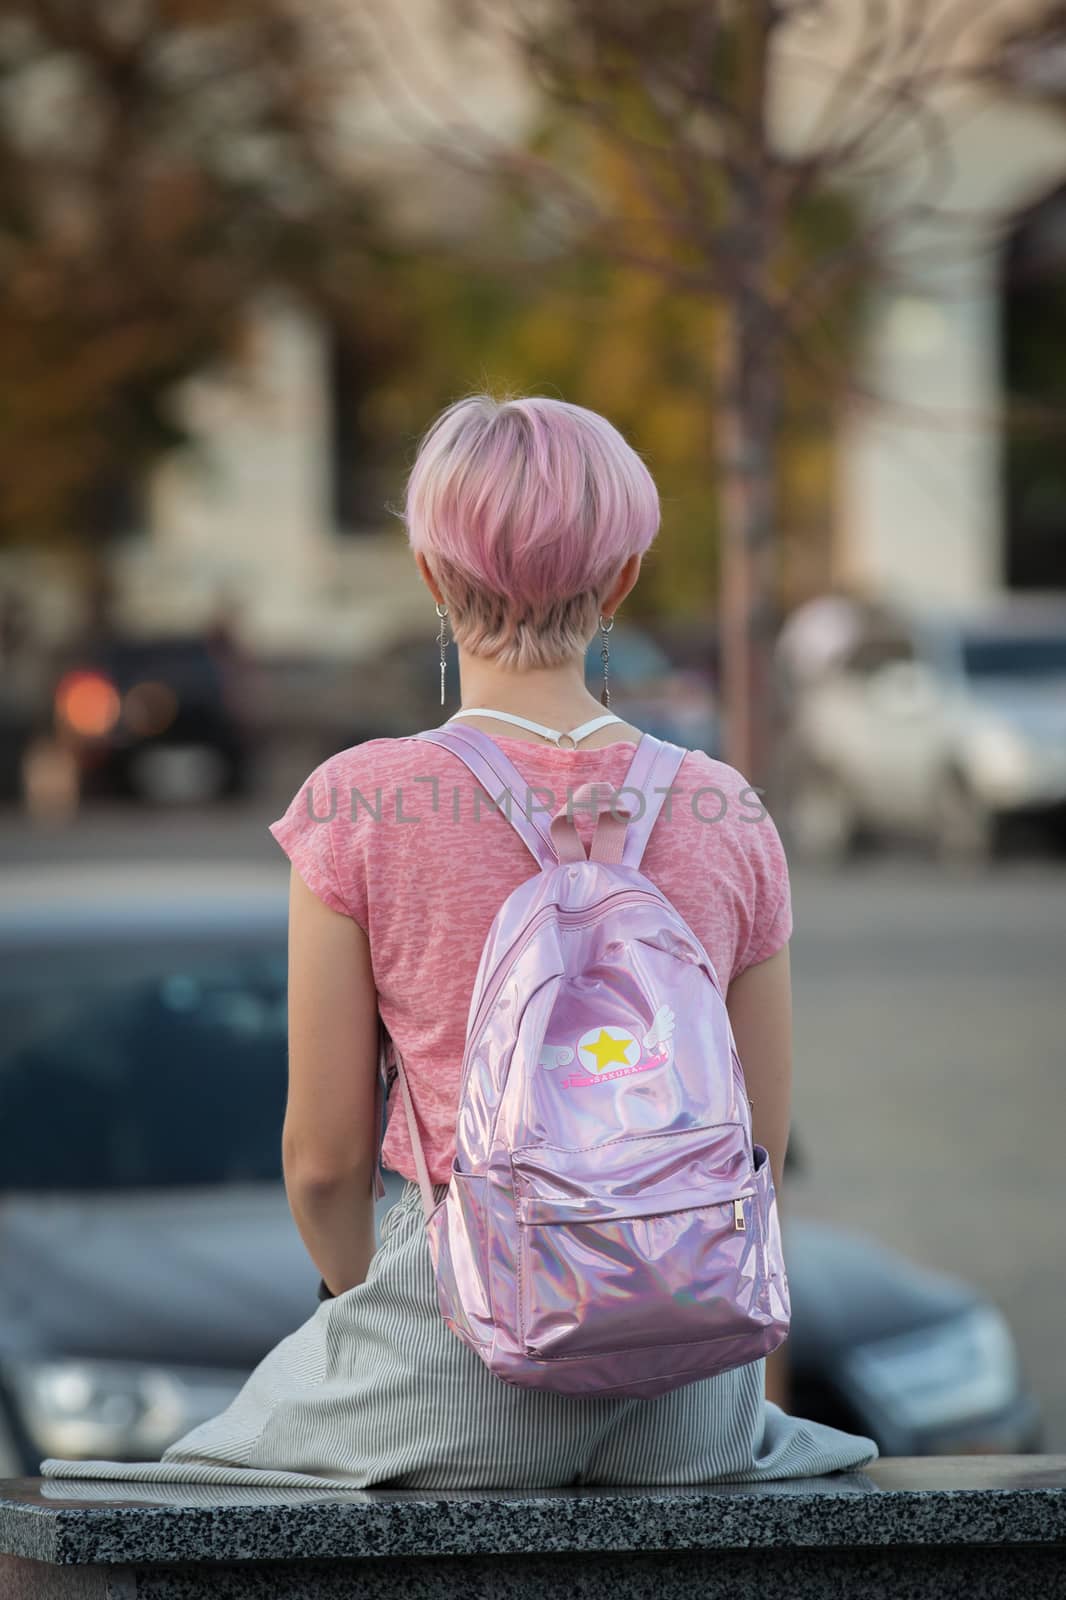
[598,612,614,708]
[436,601,449,707]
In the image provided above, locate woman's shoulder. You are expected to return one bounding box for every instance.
[676,745,757,792]
[672,747,771,827]
[316,733,459,784]
[668,745,790,885]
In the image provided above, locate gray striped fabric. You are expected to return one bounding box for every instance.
[39,1181,878,1489]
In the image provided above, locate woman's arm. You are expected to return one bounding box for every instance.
[280,866,381,1295]
[726,943,793,1409]
[725,942,792,1198]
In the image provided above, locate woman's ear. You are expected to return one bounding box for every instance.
[415,551,446,607]
[601,552,642,617]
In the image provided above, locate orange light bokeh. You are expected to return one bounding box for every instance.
[54,671,122,738]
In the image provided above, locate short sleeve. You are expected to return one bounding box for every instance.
[267,756,367,929]
[736,808,794,975]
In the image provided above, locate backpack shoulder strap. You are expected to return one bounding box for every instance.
[617,735,690,869]
[413,725,558,870]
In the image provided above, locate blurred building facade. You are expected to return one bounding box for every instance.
[115,294,425,659]
[829,85,1066,609]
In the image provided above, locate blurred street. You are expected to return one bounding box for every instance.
[786,854,1066,1454]
[2,799,1063,1449]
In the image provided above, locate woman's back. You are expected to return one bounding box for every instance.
[269,728,792,1185]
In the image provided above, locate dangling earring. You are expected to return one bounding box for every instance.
[435,601,449,707]
[598,612,614,708]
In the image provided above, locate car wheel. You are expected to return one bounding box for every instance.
[931,770,995,866]
[785,765,861,866]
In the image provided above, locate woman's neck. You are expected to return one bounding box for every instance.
[449,647,630,742]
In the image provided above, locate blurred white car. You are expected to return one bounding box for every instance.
[778,596,1066,863]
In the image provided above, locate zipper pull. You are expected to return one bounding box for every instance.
[733,1198,746,1232]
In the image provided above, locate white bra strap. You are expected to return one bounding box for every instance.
[446,707,626,746]
[568,712,627,742]
[447,708,557,739]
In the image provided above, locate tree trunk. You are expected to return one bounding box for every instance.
[713,304,781,787]
[713,1,780,789]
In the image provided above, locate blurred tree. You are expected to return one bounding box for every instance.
[0,1,397,611]
[359,0,1004,780]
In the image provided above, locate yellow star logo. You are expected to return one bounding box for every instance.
[583,1028,635,1072]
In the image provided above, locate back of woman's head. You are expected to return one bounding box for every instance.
[402,393,660,670]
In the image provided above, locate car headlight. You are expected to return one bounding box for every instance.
[968,722,1032,798]
[1,1355,247,1461]
[841,1305,1020,1433]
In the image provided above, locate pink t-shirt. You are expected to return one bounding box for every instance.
[268,731,793,1184]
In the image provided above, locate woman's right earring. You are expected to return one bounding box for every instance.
[435,601,449,707]
[598,612,614,708]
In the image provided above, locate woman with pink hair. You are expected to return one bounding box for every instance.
[40,393,876,1489]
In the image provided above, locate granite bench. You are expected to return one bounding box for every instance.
[2,1457,1065,1600]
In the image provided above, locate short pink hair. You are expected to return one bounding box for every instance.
[403,392,660,669]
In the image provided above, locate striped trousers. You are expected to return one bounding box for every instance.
[40,1180,878,1490]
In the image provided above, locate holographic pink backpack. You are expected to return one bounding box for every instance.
[376,724,790,1399]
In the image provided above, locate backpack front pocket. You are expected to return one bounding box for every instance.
[510,1122,769,1361]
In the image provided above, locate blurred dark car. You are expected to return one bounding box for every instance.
[0,866,314,1471]
[46,634,254,805]
[339,621,719,756]
[0,865,1039,1473]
